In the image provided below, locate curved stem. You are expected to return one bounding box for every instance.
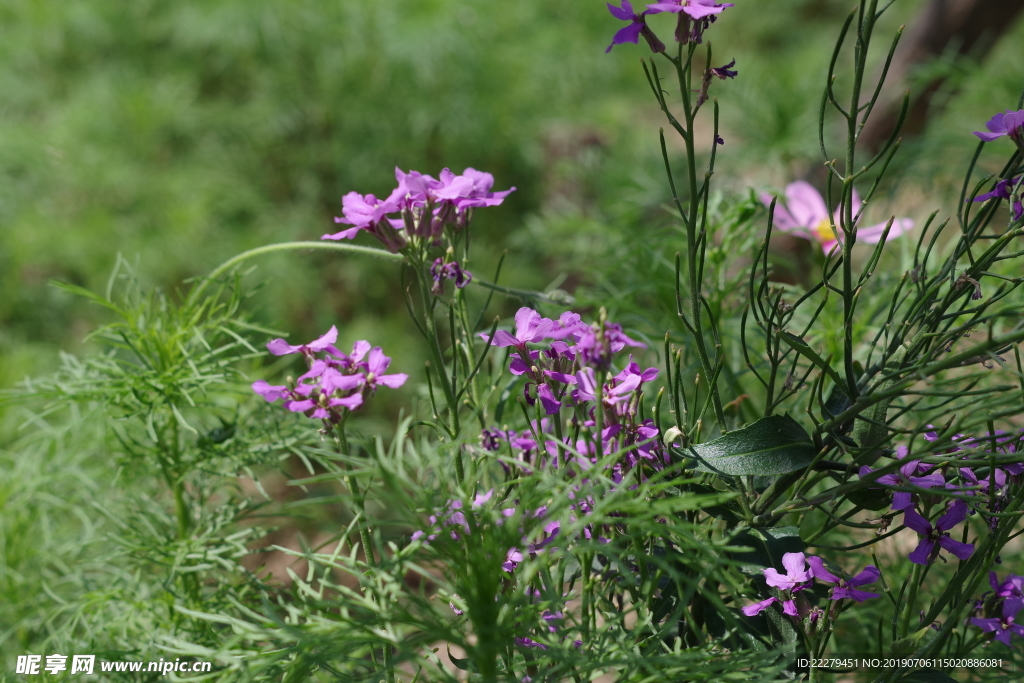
[191,241,402,303]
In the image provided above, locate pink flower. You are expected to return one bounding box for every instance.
[742,552,812,617]
[760,181,913,254]
[764,552,812,590]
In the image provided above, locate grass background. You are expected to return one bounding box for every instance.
[3,0,1024,677]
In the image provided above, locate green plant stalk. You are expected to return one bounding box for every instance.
[415,262,462,445]
[896,562,923,639]
[667,47,727,433]
[333,419,395,683]
[841,1,877,398]
[815,324,1024,437]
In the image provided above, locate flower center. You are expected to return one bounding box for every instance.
[813,218,836,244]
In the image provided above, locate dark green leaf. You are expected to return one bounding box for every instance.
[823,382,853,420]
[681,483,742,522]
[687,415,817,476]
[762,597,799,653]
[846,487,891,511]
[730,526,804,575]
[447,645,474,672]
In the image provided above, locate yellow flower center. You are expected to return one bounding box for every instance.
[813,218,837,244]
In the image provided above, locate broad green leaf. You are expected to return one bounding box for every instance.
[730,526,804,575]
[687,415,817,476]
[763,598,799,653]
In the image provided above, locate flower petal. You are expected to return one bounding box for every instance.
[908,539,934,565]
[935,500,968,531]
[741,597,778,616]
[902,507,932,535]
[938,536,974,561]
[785,181,828,228]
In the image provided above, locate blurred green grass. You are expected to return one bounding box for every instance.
[2,0,1022,382]
[3,1,1024,673]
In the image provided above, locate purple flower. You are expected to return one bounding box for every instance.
[433,168,516,210]
[742,596,790,617]
[858,445,945,511]
[903,501,975,565]
[266,326,341,357]
[761,181,913,254]
[971,598,1024,645]
[605,1,666,53]
[645,0,734,44]
[515,637,548,650]
[324,191,407,252]
[361,347,409,392]
[971,176,1023,221]
[990,571,1024,599]
[502,547,524,572]
[959,466,1007,496]
[742,552,811,617]
[573,321,644,370]
[573,367,642,406]
[253,332,405,422]
[696,58,738,107]
[806,556,880,602]
[709,58,737,79]
[325,166,513,248]
[430,258,473,295]
[764,552,812,590]
[479,307,556,349]
[646,0,732,19]
[973,110,1024,145]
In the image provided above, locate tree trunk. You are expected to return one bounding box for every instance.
[859,0,1024,153]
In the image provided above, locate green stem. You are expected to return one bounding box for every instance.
[333,419,394,683]
[674,49,726,433]
[415,264,462,443]
[192,240,562,307]
[897,562,923,639]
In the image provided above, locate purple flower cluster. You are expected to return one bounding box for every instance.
[971,572,1024,645]
[742,552,880,618]
[479,308,665,477]
[252,326,407,422]
[606,0,734,52]
[859,427,1024,565]
[410,489,497,543]
[324,167,515,253]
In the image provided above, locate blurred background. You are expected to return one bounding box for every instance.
[1,0,1023,388]
[2,1,1024,669]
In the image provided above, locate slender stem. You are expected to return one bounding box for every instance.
[897,562,923,639]
[674,47,726,433]
[332,419,395,683]
[415,263,462,440]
